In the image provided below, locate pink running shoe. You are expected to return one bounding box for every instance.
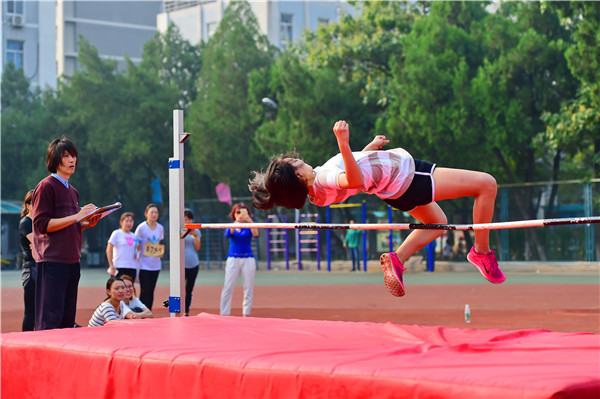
[467,246,506,284]
[380,252,406,297]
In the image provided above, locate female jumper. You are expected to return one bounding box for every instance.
[249,120,505,297]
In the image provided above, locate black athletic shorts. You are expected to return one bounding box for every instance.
[383,159,436,212]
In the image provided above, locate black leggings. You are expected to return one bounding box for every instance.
[22,261,36,331]
[139,270,160,310]
[116,268,137,281]
[185,266,200,314]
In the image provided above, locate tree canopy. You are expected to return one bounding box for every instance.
[186,0,275,196]
[1,62,52,197]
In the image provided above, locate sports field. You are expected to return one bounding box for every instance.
[2,260,598,334]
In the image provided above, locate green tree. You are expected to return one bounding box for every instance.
[186,0,275,196]
[136,25,206,201]
[538,2,600,179]
[297,1,425,116]
[249,1,425,170]
[1,61,51,199]
[139,23,203,110]
[468,2,578,259]
[381,1,490,252]
[559,2,600,98]
[250,52,371,168]
[385,1,578,259]
[471,1,577,182]
[52,38,179,213]
[539,87,599,179]
[385,1,488,168]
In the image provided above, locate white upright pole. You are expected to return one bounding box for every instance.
[168,110,190,316]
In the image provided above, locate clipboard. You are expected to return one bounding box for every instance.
[78,202,122,222]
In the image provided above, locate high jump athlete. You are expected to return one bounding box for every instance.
[249,120,505,297]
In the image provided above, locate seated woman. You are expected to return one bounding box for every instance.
[88,277,135,327]
[121,274,153,318]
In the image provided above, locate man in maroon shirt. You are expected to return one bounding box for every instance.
[32,137,100,330]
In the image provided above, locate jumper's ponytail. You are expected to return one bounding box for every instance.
[249,171,274,210]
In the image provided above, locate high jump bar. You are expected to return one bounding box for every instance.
[185,215,600,232]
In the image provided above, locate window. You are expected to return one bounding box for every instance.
[6,40,24,68]
[207,22,218,40]
[318,18,329,26]
[7,0,24,15]
[280,13,293,47]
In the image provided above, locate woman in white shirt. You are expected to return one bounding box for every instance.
[106,212,139,280]
[88,277,134,327]
[121,274,153,319]
[134,203,164,310]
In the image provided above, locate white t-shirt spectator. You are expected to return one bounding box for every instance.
[127,296,148,312]
[107,229,138,269]
[135,221,164,271]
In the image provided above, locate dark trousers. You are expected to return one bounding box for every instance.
[22,260,36,331]
[116,268,137,281]
[139,269,160,310]
[349,247,360,271]
[185,265,199,314]
[35,262,80,330]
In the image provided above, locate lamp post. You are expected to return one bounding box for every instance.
[261,97,278,121]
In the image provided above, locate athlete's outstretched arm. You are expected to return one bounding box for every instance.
[333,120,364,189]
[362,135,390,151]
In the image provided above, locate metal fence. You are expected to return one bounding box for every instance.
[186,180,599,264]
[4,180,595,271]
[495,180,598,261]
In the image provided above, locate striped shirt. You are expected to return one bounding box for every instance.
[309,149,415,207]
[88,301,132,327]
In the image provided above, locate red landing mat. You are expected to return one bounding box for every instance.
[2,314,599,399]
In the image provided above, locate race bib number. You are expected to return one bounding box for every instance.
[143,242,165,258]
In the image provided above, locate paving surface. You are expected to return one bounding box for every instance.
[2,262,599,334]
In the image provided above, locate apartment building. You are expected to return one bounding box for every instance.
[56,0,161,77]
[1,0,57,89]
[2,0,162,90]
[2,1,351,90]
[157,0,352,48]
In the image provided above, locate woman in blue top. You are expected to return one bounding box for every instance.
[220,203,259,317]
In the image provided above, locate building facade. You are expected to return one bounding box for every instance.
[157,0,352,48]
[56,0,161,77]
[2,0,162,88]
[1,0,57,89]
[2,1,351,90]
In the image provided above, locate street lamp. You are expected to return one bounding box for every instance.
[261,97,278,121]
